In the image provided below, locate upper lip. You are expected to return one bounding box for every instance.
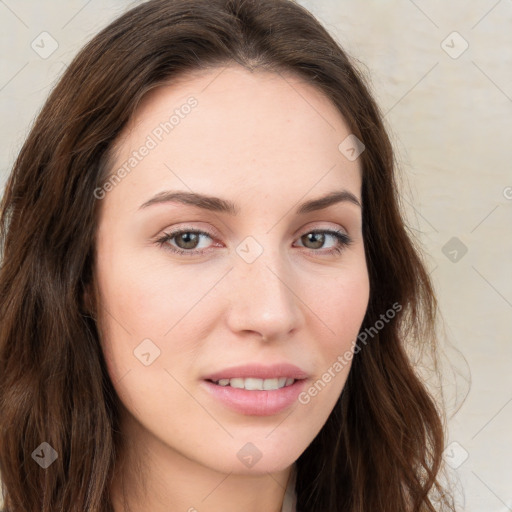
[203,363,309,381]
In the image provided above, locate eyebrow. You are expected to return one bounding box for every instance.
[139,189,361,214]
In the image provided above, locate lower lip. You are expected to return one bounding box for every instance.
[201,379,308,416]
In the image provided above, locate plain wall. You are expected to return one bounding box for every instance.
[1,1,511,510]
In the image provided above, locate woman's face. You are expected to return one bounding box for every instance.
[93,65,370,475]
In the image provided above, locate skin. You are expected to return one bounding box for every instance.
[90,65,370,512]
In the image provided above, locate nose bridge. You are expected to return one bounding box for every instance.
[226,234,301,338]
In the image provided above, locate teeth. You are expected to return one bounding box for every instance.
[214,377,296,390]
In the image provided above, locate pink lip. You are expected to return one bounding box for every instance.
[202,363,309,381]
[201,378,308,416]
[201,363,309,416]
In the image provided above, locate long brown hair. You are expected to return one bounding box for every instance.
[0,0,457,510]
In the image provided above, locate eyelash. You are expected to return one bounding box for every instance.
[154,227,353,257]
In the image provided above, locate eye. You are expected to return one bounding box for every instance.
[294,229,353,255]
[155,227,353,257]
[155,228,216,256]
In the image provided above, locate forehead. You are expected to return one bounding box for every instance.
[104,65,362,212]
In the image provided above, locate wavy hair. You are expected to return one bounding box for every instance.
[0,0,457,510]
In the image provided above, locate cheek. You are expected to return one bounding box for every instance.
[96,245,211,337]
[301,260,369,402]
[311,260,370,342]
[94,248,224,390]
[94,259,201,421]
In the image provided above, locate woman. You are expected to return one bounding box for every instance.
[0,0,457,510]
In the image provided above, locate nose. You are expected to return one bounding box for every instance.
[224,242,303,342]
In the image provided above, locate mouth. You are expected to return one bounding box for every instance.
[201,363,309,416]
[202,377,307,416]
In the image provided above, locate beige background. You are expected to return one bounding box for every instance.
[1,1,511,510]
